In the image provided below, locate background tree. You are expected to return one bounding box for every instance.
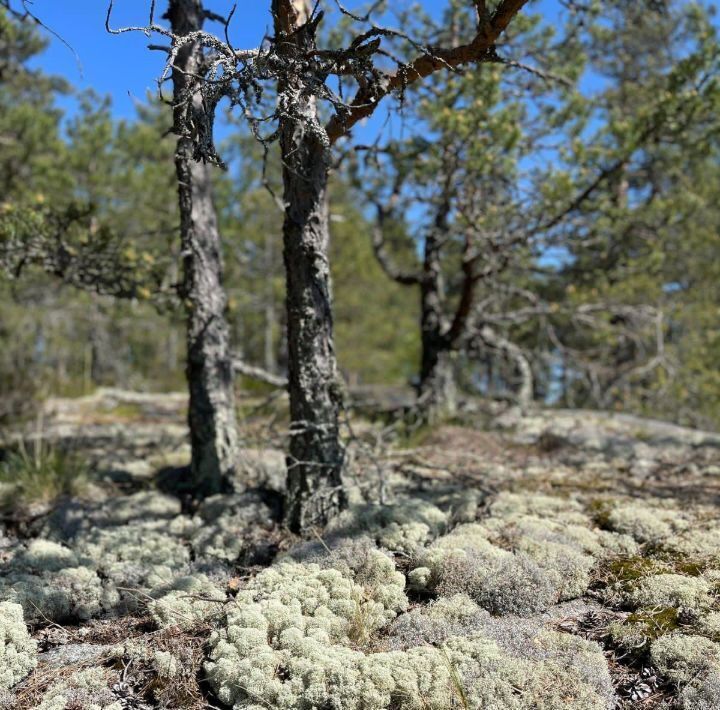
[355,3,580,419]
[540,0,720,419]
[112,0,531,528]
[1,2,242,496]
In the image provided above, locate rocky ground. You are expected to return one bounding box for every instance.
[1,390,720,709]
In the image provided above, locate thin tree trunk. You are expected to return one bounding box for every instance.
[89,298,112,385]
[419,341,458,421]
[273,0,345,532]
[167,0,239,497]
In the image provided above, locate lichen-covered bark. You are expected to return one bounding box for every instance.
[167,0,238,496]
[273,0,345,532]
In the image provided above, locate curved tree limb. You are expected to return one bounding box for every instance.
[233,357,288,388]
[325,0,530,144]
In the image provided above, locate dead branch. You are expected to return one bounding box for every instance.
[233,358,288,388]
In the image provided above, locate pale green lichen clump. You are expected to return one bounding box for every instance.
[697,611,720,639]
[409,523,558,614]
[408,493,635,615]
[680,669,720,709]
[0,540,119,622]
[605,503,685,544]
[650,634,720,684]
[35,667,121,710]
[0,503,197,622]
[206,557,613,709]
[206,559,408,707]
[624,574,712,611]
[78,519,191,589]
[0,602,37,691]
[149,574,226,629]
[320,499,449,555]
[385,592,613,705]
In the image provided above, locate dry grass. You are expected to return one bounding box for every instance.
[10,653,117,710]
[0,440,88,511]
[120,625,212,710]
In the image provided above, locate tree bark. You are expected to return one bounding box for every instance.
[417,199,457,422]
[167,0,239,497]
[273,0,345,532]
[418,343,458,422]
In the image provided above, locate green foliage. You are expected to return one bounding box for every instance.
[0,9,186,396]
[330,185,419,385]
[218,132,419,385]
[1,0,720,432]
[541,0,720,425]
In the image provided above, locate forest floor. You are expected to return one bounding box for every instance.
[1,389,720,709]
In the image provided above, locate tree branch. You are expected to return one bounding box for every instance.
[233,358,288,388]
[325,0,530,144]
[371,204,420,285]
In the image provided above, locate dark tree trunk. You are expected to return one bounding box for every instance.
[417,202,457,422]
[273,0,345,532]
[419,340,458,421]
[167,0,239,497]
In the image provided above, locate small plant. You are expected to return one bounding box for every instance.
[440,647,470,710]
[0,438,89,509]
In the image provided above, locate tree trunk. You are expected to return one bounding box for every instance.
[273,0,345,532]
[417,203,457,422]
[418,340,458,422]
[167,0,239,497]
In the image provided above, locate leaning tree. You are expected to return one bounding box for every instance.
[108,0,530,530]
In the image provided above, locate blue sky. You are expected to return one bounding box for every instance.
[27,1,272,120]
[27,0,562,122]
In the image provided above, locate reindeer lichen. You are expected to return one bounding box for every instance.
[0,602,36,691]
[206,556,613,709]
[35,667,120,710]
[650,634,720,684]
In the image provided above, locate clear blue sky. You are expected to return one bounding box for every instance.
[28,0,562,122]
[28,1,273,120]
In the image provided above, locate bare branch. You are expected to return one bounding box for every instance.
[371,204,420,286]
[233,358,288,388]
[477,325,533,410]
